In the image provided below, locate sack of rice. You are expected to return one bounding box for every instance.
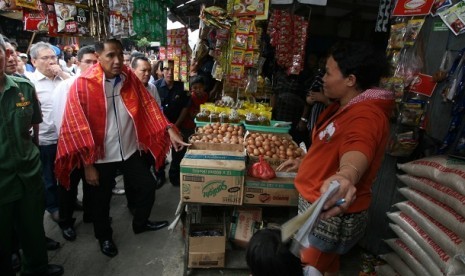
[397,174,465,218]
[389,222,443,275]
[377,264,399,276]
[389,213,465,275]
[380,252,415,276]
[395,201,465,259]
[384,239,429,276]
[397,156,465,195]
[398,188,465,240]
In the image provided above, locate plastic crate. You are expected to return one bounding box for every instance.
[244,120,291,133]
[195,118,243,127]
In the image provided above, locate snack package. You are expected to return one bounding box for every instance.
[55,2,78,33]
[77,7,90,35]
[47,4,58,36]
[16,0,39,10]
[431,0,453,16]
[405,18,425,46]
[439,2,465,35]
[387,22,407,49]
[23,3,48,32]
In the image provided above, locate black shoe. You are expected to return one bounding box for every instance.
[21,264,64,276]
[74,201,84,211]
[45,237,60,251]
[62,227,76,241]
[133,220,169,234]
[99,240,118,257]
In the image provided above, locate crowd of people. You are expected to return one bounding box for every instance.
[0,36,212,276]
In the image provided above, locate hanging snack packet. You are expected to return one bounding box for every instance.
[55,2,78,33]
[234,34,248,50]
[23,3,48,32]
[77,7,89,35]
[387,22,407,50]
[16,0,39,10]
[405,18,425,46]
[47,4,58,36]
[232,49,245,64]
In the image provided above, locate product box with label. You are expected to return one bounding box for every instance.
[229,207,262,248]
[180,148,245,205]
[188,223,226,268]
[243,177,298,206]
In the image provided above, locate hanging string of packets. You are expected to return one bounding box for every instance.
[439,48,465,156]
[132,0,171,42]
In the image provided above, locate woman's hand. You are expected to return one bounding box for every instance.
[84,164,99,186]
[168,128,191,152]
[319,174,357,220]
[309,92,330,105]
[276,158,302,172]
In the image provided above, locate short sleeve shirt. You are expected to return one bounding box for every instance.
[0,75,43,204]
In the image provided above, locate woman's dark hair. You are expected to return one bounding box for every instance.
[329,41,389,91]
[151,60,164,80]
[246,229,303,276]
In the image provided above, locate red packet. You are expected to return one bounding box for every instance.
[23,3,47,32]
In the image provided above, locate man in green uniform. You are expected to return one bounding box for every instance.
[0,35,64,276]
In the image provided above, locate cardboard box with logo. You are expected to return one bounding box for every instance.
[243,177,298,206]
[180,145,245,205]
[229,207,262,248]
[188,222,226,268]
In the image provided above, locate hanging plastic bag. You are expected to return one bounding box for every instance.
[248,156,276,180]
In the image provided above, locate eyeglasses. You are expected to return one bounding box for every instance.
[37,55,57,61]
[82,59,98,64]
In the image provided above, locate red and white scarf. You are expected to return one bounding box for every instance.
[55,64,172,188]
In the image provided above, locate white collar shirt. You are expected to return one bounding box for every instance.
[26,70,64,145]
[51,75,77,134]
[96,75,138,163]
[146,82,162,107]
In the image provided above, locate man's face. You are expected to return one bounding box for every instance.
[163,67,173,83]
[77,53,98,73]
[31,48,57,78]
[21,56,28,63]
[16,56,25,73]
[123,54,131,67]
[5,43,17,75]
[133,59,151,85]
[97,42,123,79]
[0,46,9,78]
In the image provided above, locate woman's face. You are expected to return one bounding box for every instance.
[322,56,349,100]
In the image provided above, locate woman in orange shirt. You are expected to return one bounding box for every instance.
[277,41,395,275]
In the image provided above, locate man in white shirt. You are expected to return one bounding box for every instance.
[131,56,161,106]
[52,45,97,242]
[25,42,70,222]
[55,39,189,257]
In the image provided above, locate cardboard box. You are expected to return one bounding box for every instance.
[180,149,245,205]
[229,207,262,248]
[243,177,299,206]
[188,223,226,268]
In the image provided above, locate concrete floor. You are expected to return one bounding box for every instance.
[42,175,361,276]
